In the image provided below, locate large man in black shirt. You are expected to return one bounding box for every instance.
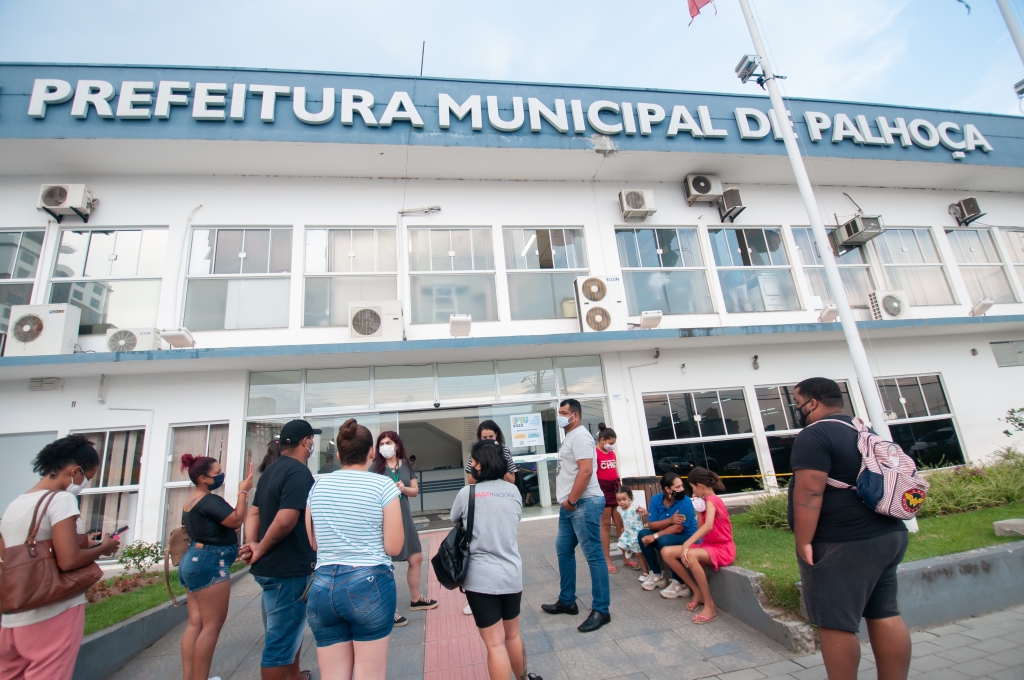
[241,420,319,680]
[789,377,910,680]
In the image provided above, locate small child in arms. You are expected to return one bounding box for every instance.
[614,486,649,575]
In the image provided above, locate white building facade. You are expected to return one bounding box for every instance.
[1,63,1022,555]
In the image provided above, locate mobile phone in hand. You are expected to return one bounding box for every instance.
[111,525,130,538]
[248,462,253,477]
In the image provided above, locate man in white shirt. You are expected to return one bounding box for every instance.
[541,398,611,632]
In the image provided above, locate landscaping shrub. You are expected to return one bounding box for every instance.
[745,482,790,529]
[917,447,1024,518]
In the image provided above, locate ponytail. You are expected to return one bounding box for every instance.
[687,466,725,492]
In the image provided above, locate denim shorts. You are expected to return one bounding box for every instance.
[178,543,238,592]
[306,563,396,646]
[253,574,311,668]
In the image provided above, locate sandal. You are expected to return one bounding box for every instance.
[692,613,718,624]
[527,675,544,680]
[685,602,703,612]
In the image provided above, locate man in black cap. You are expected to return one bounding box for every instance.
[241,419,321,680]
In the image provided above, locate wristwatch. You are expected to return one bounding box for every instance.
[566,498,579,508]
[653,532,660,539]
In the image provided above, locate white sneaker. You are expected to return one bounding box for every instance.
[638,572,650,582]
[463,603,473,615]
[660,582,690,599]
[641,573,668,591]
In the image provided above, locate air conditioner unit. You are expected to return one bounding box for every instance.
[716,187,745,223]
[349,300,404,341]
[37,184,95,223]
[573,276,628,333]
[106,328,161,352]
[869,290,910,321]
[683,174,723,206]
[829,215,884,252]
[3,304,80,357]
[948,197,985,227]
[618,190,657,220]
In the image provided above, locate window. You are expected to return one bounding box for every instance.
[77,429,146,559]
[503,228,587,320]
[304,228,397,327]
[944,229,1017,304]
[615,227,714,315]
[708,227,800,313]
[0,230,44,334]
[1003,230,1024,284]
[872,229,955,306]
[991,340,1024,367]
[184,228,292,331]
[49,229,166,335]
[163,424,229,546]
[791,228,875,308]
[875,374,964,467]
[409,228,496,323]
[642,388,759,494]
[755,382,856,477]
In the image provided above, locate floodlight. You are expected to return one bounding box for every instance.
[449,314,471,337]
[639,310,663,329]
[735,55,761,84]
[818,304,839,323]
[969,299,994,317]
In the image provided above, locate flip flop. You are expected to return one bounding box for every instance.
[685,602,703,612]
[692,613,718,624]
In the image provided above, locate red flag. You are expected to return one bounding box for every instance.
[688,0,716,24]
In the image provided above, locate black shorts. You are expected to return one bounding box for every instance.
[464,591,522,629]
[799,530,908,633]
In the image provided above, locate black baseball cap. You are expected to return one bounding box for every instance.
[279,419,322,445]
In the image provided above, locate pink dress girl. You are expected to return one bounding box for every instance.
[698,494,735,570]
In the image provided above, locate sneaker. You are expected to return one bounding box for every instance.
[393,611,408,627]
[641,573,668,591]
[463,603,473,615]
[660,582,689,599]
[410,597,438,611]
[638,572,650,582]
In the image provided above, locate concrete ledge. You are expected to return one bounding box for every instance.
[72,566,250,680]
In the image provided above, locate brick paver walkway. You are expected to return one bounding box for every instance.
[111,518,1023,680]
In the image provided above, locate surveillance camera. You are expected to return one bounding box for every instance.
[1015,78,1024,98]
[433,402,441,409]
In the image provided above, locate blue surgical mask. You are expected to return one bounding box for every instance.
[557,415,570,429]
[208,473,225,491]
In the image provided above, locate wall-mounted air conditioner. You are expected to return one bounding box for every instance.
[618,190,657,220]
[349,301,404,341]
[3,304,81,357]
[948,197,985,227]
[869,290,910,321]
[573,276,628,333]
[683,174,723,206]
[37,184,96,223]
[106,328,162,352]
[830,215,884,252]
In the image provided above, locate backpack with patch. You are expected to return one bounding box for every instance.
[808,417,929,519]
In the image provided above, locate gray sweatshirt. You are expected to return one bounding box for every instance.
[450,480,523,595]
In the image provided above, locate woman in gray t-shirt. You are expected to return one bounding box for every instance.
[451,441,541,680]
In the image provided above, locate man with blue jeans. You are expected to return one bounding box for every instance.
[541,399,611,633]
[241,420,319,680]
[637,473,697,598]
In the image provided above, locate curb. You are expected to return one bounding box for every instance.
[72,566,251,680]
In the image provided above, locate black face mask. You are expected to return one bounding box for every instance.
[796,402,810,428]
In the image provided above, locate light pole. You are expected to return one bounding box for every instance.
[995,0,1024,70]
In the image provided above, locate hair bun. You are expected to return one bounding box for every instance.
[180,453,196,471]
[339,418,358,441]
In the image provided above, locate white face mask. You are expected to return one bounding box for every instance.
[556,415,571,429]
[380,444,396,459]
[67,468,87,495]
[604,443,615,453]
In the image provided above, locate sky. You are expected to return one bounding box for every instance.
[1,0,1023,116]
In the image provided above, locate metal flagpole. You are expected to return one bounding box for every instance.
[995,0,1024,69]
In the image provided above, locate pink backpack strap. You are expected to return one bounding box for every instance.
[802,417,863,490]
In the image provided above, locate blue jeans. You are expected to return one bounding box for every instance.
[178,543,238,592]
[306,564,396,645]
[555,496,610,614]
[638,528,696,583]
[253,574,310,668]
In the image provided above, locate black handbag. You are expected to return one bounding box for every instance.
[431,484,475,591]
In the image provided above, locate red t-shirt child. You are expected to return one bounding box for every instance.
[595,447,619,482]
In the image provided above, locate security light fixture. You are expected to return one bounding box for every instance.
[399,205,441,216]
[639,310,663,329]
[970,299,994,317]
[949,197,985,227]
[818,304,839,323]
[752,354,760,370]
[449,314,471,337]
[160,328,195,349]
[735,55,761,84]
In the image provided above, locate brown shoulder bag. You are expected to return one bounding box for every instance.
[164,521,190,607]
[0,490,104,615]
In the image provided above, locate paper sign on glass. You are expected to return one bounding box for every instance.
[510,413,544,448]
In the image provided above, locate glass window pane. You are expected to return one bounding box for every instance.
[438,362,496,402]
[707,229,735,267]
[804,267,874,308]
[883,266,954,306]
[718,389,750,435]
[959,265,1016,304]
[756,386,790,432]
[306,367,371,411]
[248,371,301,417]
[636,229,660,268]
[409,229,431,271]
[110,230,142,277]
[497,358,555,399]
[622,270,713,316]
[792,228,818,266]
[876,229,926,265]
[374,365,434,405]
[430,230,451,271]
[693,390,724,437]
[876,378,905,419]
[269,229,292,273]
[0,233,20,278]
[184,277,289,331]
[744,229,770,266]
[643,394,674,441]
[705,439,760,494]
[890,418,963,468]
[504,229,526,270]
[451,230,473,270]
[615,230,640,268]
[54,231,89,278]
[80,491,136,559]
[0,283,35,334]
[918,375,950,415]
[472,229,493,270]
[718,269,800,312]
[51,279,161,335]
[410,273,497,323]
[84,231,115,278]
[241,230,270,274]
[168,425,214,483]
[137,230,167,278]
[377,229,397,272]
[13,231,43,280]
[308,413,397,474]
[188,229,213,276]
[534,230,553,269]
[549,230,570,269]
[306,229,328,273]
[565,229,587,269]
[670,392,699,439]
[351,230,375,273]
[519,229,541,269]
[764,229,788,265]
[676,228,703,268]
[214,230,243,274]
[101,429,145,487]
[1004,230,1024,263]
[656,229,682,268]
[303,275,398,327]
[330,229,352,273]
[556,356,603,396]
[507,272,578,320]
[915,229,941,263]
[896,377,928,418]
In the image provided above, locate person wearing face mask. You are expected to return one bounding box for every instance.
[636,472,698,599]
[373,431,437,627]
[241,419,319,680]
[594,426,624,574]
[177,454,253,680]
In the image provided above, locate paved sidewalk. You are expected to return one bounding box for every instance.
[111,517,1023,680]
